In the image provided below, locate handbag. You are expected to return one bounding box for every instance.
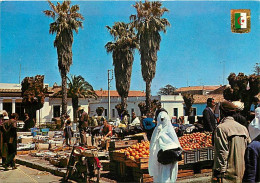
[157,147,183,165]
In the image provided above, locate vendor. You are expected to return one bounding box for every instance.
[101,118,112,139]
[95,118,112,150]
[129,112,140,127]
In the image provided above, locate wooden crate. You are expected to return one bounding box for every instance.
[109,139,138,150]
[132,167,153,183]
[178,169,194,178]
[109,151,126,162]
[125,157,149,169]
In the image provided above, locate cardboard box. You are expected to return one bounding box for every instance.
[20,136,33,144]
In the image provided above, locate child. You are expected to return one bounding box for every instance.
[64,119,73,146]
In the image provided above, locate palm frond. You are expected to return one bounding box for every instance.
[43,10,55,19]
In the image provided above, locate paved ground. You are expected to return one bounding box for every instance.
[0,164,65,183]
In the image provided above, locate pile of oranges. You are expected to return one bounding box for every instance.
[115,141,150,161]
[179,132,213,151]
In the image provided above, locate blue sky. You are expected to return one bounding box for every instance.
[0,1,259,95]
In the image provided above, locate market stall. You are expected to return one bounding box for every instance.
[109,132,214,182]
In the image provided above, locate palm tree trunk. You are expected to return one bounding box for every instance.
[145,81,151,115]
[121,96,127,112]
[72,97,78,123]
[61,69,67,116]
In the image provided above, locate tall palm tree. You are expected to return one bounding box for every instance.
[131,1,170,114]
[67,75,97,122]
[43,0,84,116]
[105,22,138,111]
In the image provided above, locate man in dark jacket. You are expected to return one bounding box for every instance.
[243,134,260,182]
[203,98,217,132]
[78,106,89,146]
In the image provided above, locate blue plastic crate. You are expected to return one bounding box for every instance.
[41,128,49,136]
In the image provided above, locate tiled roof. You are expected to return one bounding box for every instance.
[193,94,225,104]
[176,85,221,92]
[95,90,146,97]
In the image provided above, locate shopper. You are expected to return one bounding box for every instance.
[203,98,217,132]
[1,113,18,170]
[248,107,260,141]
[64,119,73,146]
[232,101,248,128]
[77,106,89,146]
[213,100,250,183]
[243,134,260,183]
[148,111,181,182]
[141,116,156,141]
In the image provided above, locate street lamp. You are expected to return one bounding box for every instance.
[108,69,113,120]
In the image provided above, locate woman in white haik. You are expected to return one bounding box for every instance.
[148,110,181,182]
[248,106,260,140]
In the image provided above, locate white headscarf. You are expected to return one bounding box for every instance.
[248,107,260,140]
[148,111,180,183]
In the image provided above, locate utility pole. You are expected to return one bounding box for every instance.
[108,69,113,120]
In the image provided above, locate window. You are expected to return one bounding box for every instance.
[112,109,115,118]
[53,106,60,118]
[105,109,107,117]
[173,108,178,118]
[15,103,25,120]
[3,103,12,116]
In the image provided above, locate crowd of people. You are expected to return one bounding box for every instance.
[0,98,260,182]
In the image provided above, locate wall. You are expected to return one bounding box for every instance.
[38,98,89,123]
[160,94,185,118]
[193,104,207,116]
[88,96,159,120]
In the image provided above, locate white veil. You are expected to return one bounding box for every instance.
[148,111,180,182]
[249,107,260,140]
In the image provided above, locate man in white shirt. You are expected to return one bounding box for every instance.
[129,112,140,127]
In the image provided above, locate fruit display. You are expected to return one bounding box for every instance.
[113,132,213,162]
[115,141,150,161]
[178,132,212,151]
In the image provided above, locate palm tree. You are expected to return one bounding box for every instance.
[43,0,84,116]
[131,1,170,114]
[105,22,138,111]
[67,75,97,122]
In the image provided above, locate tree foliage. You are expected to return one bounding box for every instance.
[223,72,260,118]
[138,99,160,116]
[67,75,97,122]
[105,22,138,111]
[158,84,176,95]
[182,93,194,116]
[131,0,170,114]
[44,0,84,116]
[22,75,47,129]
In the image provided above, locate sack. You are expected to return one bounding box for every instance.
[157,147,183,165]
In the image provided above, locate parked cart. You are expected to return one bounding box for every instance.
[64,146,101,182]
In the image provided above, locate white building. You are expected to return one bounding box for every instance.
[0,83,224,124]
